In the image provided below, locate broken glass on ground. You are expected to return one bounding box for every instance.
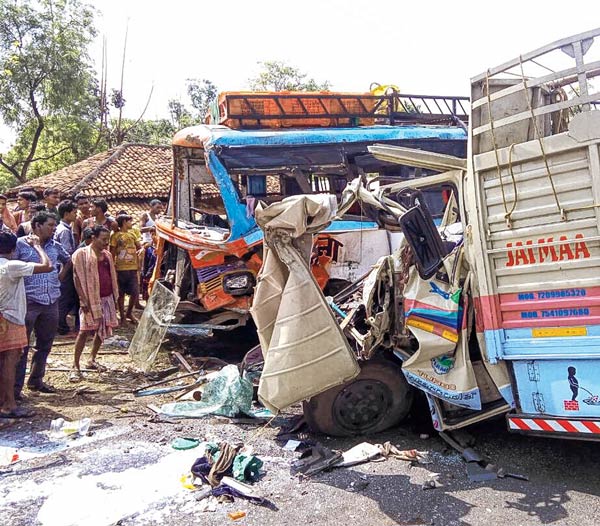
[128,281,180,372]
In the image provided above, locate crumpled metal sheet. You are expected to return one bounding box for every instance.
[359,255,395,359]
[251,194,360,413]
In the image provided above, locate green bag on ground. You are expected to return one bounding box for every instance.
[232,453,263,482]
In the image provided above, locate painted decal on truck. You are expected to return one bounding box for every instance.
[517,289,587,301]
[505,234,590,267]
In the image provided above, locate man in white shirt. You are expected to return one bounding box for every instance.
[0,231,52,418]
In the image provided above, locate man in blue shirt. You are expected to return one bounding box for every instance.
[14,211,70,396]
[54,200,79,335]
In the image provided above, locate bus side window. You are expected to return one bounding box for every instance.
[247,175,267,197]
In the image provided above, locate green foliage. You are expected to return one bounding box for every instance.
[168,99,194,129]
[248,60,331,92]
[116,118,176,146]
[187,78,217,120]
[10,116,93,168]
[0,0,98,184]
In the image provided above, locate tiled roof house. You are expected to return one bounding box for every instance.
[8,144,173,218]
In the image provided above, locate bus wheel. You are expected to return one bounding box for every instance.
[303,359,413,436]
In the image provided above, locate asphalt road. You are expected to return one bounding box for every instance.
[2,332,599,526]
[2,407,600,526]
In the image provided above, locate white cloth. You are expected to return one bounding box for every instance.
[0,257,35,325]
[141,215,155,244]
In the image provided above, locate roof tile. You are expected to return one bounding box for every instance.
[9,144,172,200]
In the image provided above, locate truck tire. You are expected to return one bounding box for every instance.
[303,359,413,436]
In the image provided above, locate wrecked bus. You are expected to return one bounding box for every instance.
[152,91,468,334]
[252,28,600,440]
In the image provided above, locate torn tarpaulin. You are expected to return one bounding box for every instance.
[159,365,253,418]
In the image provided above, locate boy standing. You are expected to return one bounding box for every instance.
[72,193,91,245]
[110,214,141,324]
[12,191,38,226]
[43,188,60,216]
[0,231,52,417]
[0,194,18,233]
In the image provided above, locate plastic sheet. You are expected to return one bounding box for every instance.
[128,281,180,372]
[159,365,253,418]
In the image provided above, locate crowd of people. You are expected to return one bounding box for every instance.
[0,189,164,418]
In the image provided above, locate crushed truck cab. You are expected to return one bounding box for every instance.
[251,28,600,439]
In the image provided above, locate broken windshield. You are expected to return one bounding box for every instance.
[215,139,466,206]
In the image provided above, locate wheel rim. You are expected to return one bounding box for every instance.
[332,379,393,433]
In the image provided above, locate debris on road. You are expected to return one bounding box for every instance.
[334,442,382,468]
[378,442,428,463]
[283,439,302,451]
[198,495,218,512]
[439,431,528,483]
[159,365,253,419]
[0,447,19,467]
[49,417,91,439]
[292,444,342,476]
[171,438,200,450]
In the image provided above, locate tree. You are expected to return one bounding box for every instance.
[168,99,194,129]
[0,0,98,184]
[187,78,217,121]
[115,118,176,146]
[248,60,330,92]
[1,113,97,182]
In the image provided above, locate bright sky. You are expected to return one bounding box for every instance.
[1,0,600,147]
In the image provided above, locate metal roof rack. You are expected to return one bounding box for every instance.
[212,91,469,130]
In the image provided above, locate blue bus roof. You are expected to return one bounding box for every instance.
[209,126,466,147]
[197,125,466,149]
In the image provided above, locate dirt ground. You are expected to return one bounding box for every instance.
[2,329,600,526]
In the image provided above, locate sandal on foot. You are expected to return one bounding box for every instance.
[69,371,84,383]
[86,362,107,372]
[0,407,35,419]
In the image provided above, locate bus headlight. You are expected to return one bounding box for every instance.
[223,272,254,296]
